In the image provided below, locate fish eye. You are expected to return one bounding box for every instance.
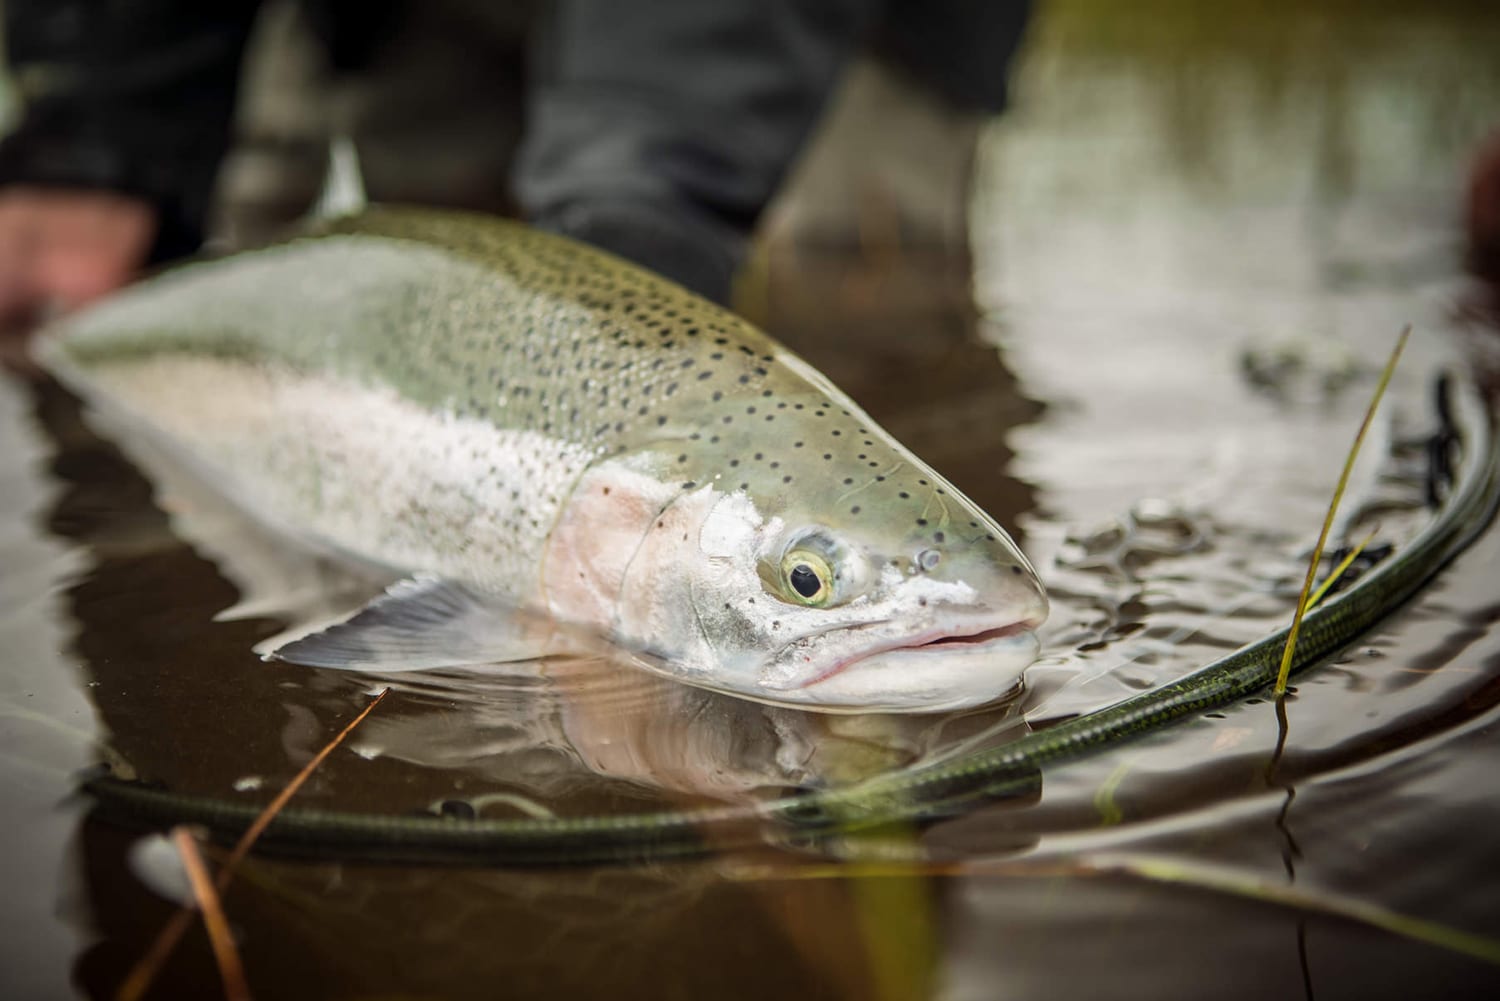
[780,549,833,606]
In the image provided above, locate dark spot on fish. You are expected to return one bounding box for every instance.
[782,475,792,483]
[677,455,687,463]
[747,406,757,415]
[657,415,668,426]
[712,391,723,401]
[683,482,696,489]
[934,531,945,543]
[899,491,910,499]
[917,518,929,526]
[738,375,750,384]
[1010,565,1023,575]
[843,478,854,485]
[730,459,740,467]
[850,506,861,514]
[699,371,713,381]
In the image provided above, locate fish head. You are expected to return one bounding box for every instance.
[603,443,1048,713]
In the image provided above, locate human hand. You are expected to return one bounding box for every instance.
[0,187,156,333]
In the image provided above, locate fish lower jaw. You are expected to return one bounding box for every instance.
[749,617,1042,713]
[796,616,1043,689]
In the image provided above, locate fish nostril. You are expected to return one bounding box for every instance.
[917,548,941,571]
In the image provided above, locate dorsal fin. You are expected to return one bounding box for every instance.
[309,134,368,221]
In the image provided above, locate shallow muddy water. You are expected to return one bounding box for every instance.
[5,1,1500,998]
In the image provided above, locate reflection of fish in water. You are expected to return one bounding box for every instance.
[355,662,1000,811]
[38,208,1046,712]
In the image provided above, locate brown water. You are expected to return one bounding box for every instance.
[5,1,1500,998]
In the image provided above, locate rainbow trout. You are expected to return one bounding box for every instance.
[40,208,1047,712]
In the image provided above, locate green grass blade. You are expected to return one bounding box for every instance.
[1275,326,1410,696]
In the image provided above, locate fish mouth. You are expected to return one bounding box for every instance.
[912,621,1036,649]
[796,615,1044,690]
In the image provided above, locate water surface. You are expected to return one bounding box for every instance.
[4,1,1500,998]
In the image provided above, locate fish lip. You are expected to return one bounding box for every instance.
[794,615,1044,690]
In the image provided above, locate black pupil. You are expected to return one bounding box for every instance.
[789,564,822,598]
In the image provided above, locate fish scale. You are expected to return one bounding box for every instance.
[343,211,1008,547]
[43,207,1047,711]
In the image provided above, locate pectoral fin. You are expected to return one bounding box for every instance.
[263,575,569,672]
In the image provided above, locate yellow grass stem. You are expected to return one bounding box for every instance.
[1302,528,1379,614]
[171,827,252,1001]
[219,687,390,873]
[116,688,389,1001]
[1092,760,1132,827]
[1274,326,1410,696]
[720,851,1500,966]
